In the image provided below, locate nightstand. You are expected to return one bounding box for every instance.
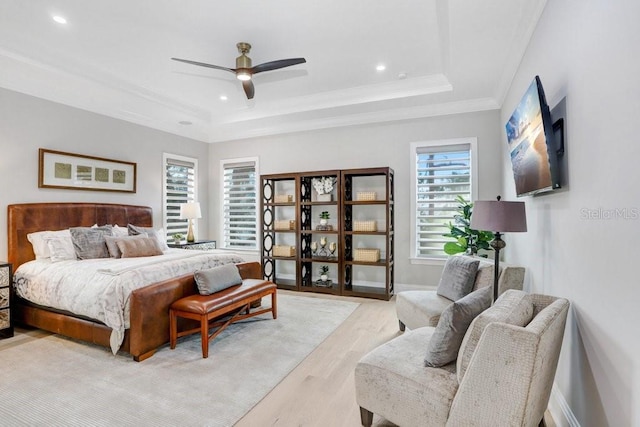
[0,262,13,339]
[168,240,217,251]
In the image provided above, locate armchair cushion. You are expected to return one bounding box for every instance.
[436,256,480,301]
[456,289,534,382]
[424,285,492,367]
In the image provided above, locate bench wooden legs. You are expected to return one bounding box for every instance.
[170,289,277,358]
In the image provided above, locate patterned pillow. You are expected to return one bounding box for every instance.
[69,226,113,260]
[116,237,163,258]
[44,234,77,262]
[424,285,492,367]
[27,229,71,259]
[436,256,480,301]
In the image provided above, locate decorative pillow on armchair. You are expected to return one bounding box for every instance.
[424,285,492,367]
[436,256,480,301]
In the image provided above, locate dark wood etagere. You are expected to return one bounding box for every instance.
[260,167,393,300]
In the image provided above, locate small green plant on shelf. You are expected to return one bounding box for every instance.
[319,265,329,276]
[319,211,330,219]
[171,233,184,242]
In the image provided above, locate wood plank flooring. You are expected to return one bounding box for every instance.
[236,290,399,427]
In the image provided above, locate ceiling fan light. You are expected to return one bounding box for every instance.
[236,71,251,81]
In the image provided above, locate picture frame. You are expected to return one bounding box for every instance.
[38,148,137,193]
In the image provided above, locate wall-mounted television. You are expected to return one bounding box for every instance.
[505,76,561,197]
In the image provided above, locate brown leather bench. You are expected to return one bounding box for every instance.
[169,278,277,358]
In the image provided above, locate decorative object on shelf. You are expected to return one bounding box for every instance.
[180,202,202,242]
[312,176,336,201]
[470,195,527,302]
[172,233,184,244]
[353,220,377,232]
[311,241,318,256]
[316,237,330,257]
[319,265,329,282]
[274,219,296,230]
[354,248,380,262]
[38,148,137,193]
[273,245,296,257]
[329,241,337,258]
[356,191,377,201]
[317,211,333,230]
[442,195,494,257]
[274,194,293,203]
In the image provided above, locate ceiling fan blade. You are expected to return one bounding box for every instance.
[171,58,236,74]
[242,80,255,99]
[252,58,306,74]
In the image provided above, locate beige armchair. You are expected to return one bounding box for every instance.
[355,291,569,427]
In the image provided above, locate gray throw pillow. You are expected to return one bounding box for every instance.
[436,256,480,301]
[127,224,170,251]
[69,226,113,260]
[194,264,243,295]
[424,285,492,367]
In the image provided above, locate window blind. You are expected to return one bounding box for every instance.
[222,160,257,249]
[163,155,197,240]
[415,143,472,258]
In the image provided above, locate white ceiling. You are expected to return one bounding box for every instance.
[0,0,547,143]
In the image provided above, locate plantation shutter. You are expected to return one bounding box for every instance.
[223,160,257,249]
[164,155,197,240]
[415,143,472,258]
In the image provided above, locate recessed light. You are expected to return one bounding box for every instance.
[178,120,192,126]
[398,72,407,80]
[376,64,386,72]
[52,15,67,24]
[220,95,228,101]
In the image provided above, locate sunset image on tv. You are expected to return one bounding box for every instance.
[505,79,553,196]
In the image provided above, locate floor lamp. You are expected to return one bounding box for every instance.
[180,202,202,243]
[470,196,527,302]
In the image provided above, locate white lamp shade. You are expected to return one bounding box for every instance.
[179,202,202,220]
[471,199,527,233]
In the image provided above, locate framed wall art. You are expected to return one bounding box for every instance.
[38,149,137,193]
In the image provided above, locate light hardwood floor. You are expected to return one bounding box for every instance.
[236,290,399,427]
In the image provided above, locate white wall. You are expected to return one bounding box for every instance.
[501,1,640,426]
[209,110,503,287]
[0,87,210,261]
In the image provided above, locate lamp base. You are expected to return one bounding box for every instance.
[490,232,506,302]
[187,221,195,243]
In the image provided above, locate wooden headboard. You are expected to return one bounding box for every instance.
[8,203,153,269]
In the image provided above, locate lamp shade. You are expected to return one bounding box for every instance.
[470,198,527,233]
[179,202,202,220]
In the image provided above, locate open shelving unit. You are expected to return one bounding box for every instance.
[261,167,394,300]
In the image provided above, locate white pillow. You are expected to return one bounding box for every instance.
[112,224,129,237]
[45,235,77,262]
[27,229,71,259]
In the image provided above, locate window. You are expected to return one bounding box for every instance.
[410,138,478,261]
[221,157,258,250]
[163,153,198,241]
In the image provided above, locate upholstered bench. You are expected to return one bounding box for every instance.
[169,278,277,358]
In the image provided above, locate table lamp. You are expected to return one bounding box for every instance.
[180,202,202,243]
[470,196,527,301]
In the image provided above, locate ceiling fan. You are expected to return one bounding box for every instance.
[172,42,306,100]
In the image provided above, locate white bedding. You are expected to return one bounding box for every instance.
[13,249,245,354]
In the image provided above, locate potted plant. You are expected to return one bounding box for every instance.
[319,211,330,226]
[442,195,494,257]
[312,176,336,201]
[172,233,184,244]
[319,265,329,282]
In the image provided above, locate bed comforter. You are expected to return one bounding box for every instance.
[13,249,245,354]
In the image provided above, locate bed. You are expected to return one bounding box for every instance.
[7,202,257,361]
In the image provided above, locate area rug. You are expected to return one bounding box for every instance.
[0,294,359,426]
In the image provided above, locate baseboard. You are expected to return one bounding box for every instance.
[548,383,580,427]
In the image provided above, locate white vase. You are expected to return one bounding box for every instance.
[320,219,328,226]
[320,274,328,282]
[317,193,332,202]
